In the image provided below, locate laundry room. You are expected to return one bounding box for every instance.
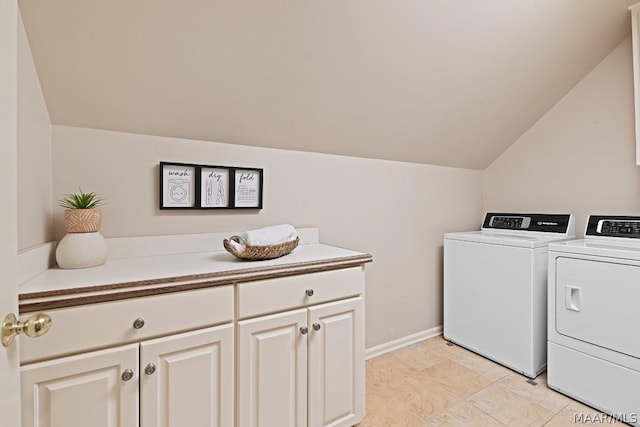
[3,1,640,426]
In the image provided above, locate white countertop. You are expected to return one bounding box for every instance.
[18,230,372,313]
[20,242,367,296]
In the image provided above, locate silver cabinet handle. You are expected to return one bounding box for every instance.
[312,323,321,331]
[300,326,308,335]
[133,318,145,329]
[145,363,156,376]
[305,289,314,297]
[121,369,134,382]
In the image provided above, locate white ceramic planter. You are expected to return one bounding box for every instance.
[56,232,108,269]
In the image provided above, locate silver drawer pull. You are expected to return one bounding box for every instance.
[305,289,314,297]
[145,363,156,376]
[133,318,145,329]
[121,369,134,382]
[300,326,308,335]
[312,323,321,331]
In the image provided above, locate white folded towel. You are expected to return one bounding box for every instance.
[242,224,298,246]
[228,239,246,253]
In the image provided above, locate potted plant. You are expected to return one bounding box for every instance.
[55,189,108,269]
[58,189,105,233]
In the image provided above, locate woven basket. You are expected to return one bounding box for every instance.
[223,236,299,260]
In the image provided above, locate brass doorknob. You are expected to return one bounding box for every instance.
[2,313,52,347]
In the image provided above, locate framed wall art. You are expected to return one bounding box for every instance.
[159,162,263,210]
[199,166,230,208]
[159,162,196,209]
[233,168,263,209]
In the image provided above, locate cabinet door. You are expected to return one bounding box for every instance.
[308,297,365,427]
[140,323,234,427]
[238,308,308,427]
[21,343,139,427]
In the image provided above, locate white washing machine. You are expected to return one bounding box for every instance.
[548,215,640,426]
[444,212,575,378]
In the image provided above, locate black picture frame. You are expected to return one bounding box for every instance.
[159,162,263,210]
[231,167,264,209]
[198,166,231,209]
[159,162,197,209]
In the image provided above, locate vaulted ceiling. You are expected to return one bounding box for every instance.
[19,0,636,169]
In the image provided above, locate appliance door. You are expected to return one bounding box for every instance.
[444,239,537,373]
[554,257,640,359]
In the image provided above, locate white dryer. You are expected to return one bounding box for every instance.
[444,213,575,378]
[548,215,640,426]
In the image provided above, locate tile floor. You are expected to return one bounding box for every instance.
[359,335,623,426]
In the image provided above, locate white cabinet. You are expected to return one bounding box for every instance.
[18,260,368,427]
[237,267,365,427]
[238,309,308,427]
[140,324,234,427]
[20,286,235,427]
[308,298,364,427]
[21,324,234,427]
[21,343,139,427]
[19,285,234,365]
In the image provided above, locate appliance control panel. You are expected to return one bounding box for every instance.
[587,215,640,238]
[482,213,572,233]
[488,215,530,229]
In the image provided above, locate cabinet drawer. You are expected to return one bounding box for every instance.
[237,267,364,319]
[20,285,233,364]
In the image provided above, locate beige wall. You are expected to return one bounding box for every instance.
[17,11,52,251]
[484,37,640,235]
[52,125,483,347]
[26,23,638,351]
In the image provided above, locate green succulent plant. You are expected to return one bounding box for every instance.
[58,189,105,209]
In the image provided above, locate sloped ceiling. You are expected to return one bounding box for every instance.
[19,0,636,169]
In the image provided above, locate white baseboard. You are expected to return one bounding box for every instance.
[365,325,443,360]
